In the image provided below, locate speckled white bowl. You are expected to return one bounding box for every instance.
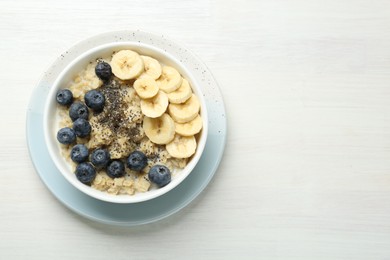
[43,42,208,204]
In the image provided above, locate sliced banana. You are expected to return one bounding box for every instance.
[156,66,182,93]
[139,56,162,80]
[143,114,175,145]
[166,134,197,159]
[133,76,159,99]
[167,78,192,104]
[168,94,200,123]
[140,91,169,118]
[111,50,144,80]
[175,114,203,136]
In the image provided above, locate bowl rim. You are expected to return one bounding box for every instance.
[43,41,208,204]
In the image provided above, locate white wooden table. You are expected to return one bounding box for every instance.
[2,0,390,259]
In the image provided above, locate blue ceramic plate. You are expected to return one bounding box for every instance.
[26,30,226,226]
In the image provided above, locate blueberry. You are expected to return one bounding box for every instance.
[84,90,105,111]
[69,102,89,122]
[148,165,171,187]
[56,89,73,106]
[56,127,76,144]
[72,118,91,138]
[90,148,110,168]
[70,144,89,163]
[106,160,125,178]
[95,61,112,81]
[126,151,148,172]
[75,162,96,185]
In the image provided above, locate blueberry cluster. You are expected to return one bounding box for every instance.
[54,62,171,188]
[56,86,105,185]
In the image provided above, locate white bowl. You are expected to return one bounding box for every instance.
[43,42,208,204]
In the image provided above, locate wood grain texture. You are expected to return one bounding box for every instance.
[2,0,390,259]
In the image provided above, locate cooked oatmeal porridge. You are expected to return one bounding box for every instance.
[55,50,203,195]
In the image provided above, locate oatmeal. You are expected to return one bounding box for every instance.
[55,49,203,195]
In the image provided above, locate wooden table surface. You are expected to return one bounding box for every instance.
[2,0,390,259]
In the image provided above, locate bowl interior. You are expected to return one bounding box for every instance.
[44,42,208,203]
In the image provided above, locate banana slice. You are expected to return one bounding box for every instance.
[143,114,175,144]
[140,91,169,118]
[139,56,162,80]
[167,78,192,104]
[111,50,144,80]
[156,66,182,93]
[175,114,203,136]
[133,76,159,99]
[166,134,197,158]
[168,94,200,123]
